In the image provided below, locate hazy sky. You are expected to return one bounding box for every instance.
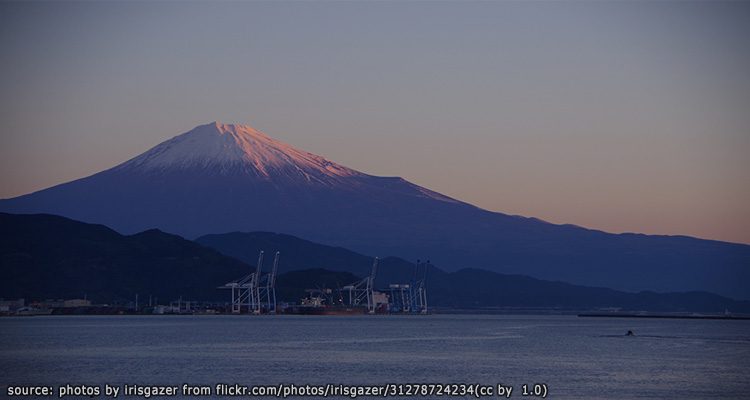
[1,1,748,244]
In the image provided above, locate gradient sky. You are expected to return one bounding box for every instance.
[1,1,748,244]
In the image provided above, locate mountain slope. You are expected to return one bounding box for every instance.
[116,122,362,183]
[1,212,747,313]
[1,122,748,299]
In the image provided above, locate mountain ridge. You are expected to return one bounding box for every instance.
[0,212,250,302]
[2,212,748,313]
[1,122,747,299]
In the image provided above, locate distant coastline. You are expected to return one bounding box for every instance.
[578,312,750,321]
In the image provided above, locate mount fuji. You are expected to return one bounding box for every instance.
[2,122,748,299]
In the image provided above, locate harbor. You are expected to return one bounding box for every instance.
[1,250,431,317]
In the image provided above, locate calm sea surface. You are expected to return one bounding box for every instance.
[1,314,748,399]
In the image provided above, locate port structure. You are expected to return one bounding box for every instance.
[257,251,280,314]
[220,250,280,314]
[388,259,428,314]
[342,257,379,313]
[414,259,428,314]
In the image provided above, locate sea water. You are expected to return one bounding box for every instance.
[1,314,748,399]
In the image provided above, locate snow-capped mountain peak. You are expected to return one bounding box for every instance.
[117,122,361,181]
